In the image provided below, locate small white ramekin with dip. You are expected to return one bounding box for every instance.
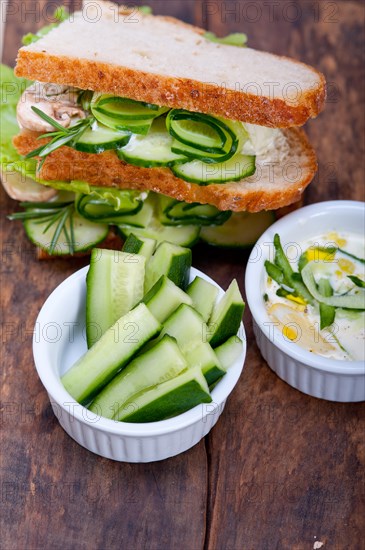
[246,201,365,402]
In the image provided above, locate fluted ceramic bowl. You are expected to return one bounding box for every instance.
[33,266,246,462]
[245,201,364,402]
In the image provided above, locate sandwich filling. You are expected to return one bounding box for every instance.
[17,82,285,186]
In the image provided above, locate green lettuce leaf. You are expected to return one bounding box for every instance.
[0,64,32,105]
[0,64,33,164]
[204,32,247,47]
[22,7,69,46]
[0,64,146,212]
[139,6,153,15]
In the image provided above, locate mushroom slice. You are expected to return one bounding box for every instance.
[0,169,57,202]
[17,84,86,132]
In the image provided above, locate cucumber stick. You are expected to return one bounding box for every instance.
[86,249,145,347]
[214,335,244,370]
[186,276,219,321]
[183,341,226,385]
[62,303,161,404]
[161,305,224,384]
[117,367,212,423]
[208,279,245,347]
[143,275,193,323]
[145,241,192,292]
[89,335,187,420]
[122,233,157,261]
[160,304,206,344]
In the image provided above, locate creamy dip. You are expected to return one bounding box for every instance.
[264,232,365,361]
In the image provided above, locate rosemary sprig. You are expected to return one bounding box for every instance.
[8,201,76,255]
[25,107,94,167]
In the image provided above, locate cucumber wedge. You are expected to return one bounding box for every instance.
[117,367,212,423]
[89,335,187,420]
[214,335,244,370]
[74,123,130,153]
[143,275,193,323]
[161,304,223,384]
[145,241,192,291]
[61,303,161,405]
[172,153,256,185]
[117,197,154,228]
[122,233,157,260]
[161,304,207,346]
[200,211,275,248]
[183,341,226,386]
[186,276,219,321]
[208,280,245,347]
[86,249,146,347]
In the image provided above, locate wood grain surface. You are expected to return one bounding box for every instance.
[1,1,364,549]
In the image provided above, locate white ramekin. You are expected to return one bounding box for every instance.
[33,266,246,462]
[245,200,365,402]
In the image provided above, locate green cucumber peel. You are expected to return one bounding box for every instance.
[273,234,294,278]
[264,260,285,286]
[273,235,313,304]
[75,189,143,223]
[161,197,231,226]
[317,278,336,330]
[348,275,365,288]
[301,263,365,310]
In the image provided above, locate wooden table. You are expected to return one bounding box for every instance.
[1,1,364,548]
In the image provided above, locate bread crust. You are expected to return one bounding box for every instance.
[15,3,326,128]
[15,50,325,128]
[13,128,317,213]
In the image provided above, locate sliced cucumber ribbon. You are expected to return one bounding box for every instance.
[166,109,238,163]
[301,262,365,310]
[27,88,257,185]
[75,188,144,223]
[95,95,165,118]
[74,123,131,153]
[91,93,167,135]
[172,154,256,185]
[117,117,188,168]
[159,196,231,226]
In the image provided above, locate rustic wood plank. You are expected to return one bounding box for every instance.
[204,1,365,549]
[1,185,210,550]
[1,1,364,550]
[1,2,208,549]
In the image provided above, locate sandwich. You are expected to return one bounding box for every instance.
[1,1,325,255]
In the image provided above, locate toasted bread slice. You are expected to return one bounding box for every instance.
[13,127,316,213]
[15,2,325,128]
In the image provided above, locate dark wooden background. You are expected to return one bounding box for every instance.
[1,1,364,549]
